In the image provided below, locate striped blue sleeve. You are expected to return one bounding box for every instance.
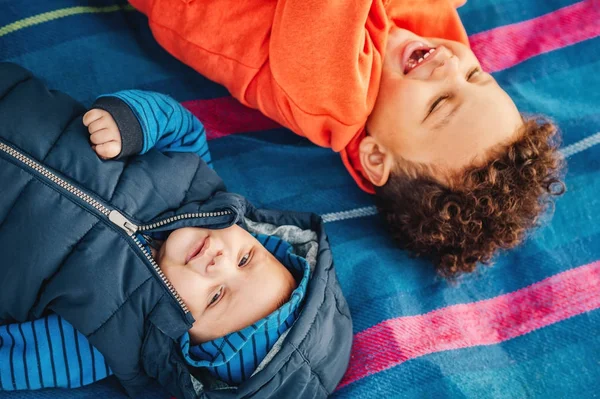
[97,90,212,167]
[0,314,111,391]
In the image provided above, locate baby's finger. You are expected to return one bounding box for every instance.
[89,129,118,145]
[94,141,121,159]
[87,117,112,135]
[83,109,106,127]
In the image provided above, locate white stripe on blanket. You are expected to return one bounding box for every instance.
[560,131,600,159]
[322,206,378,223]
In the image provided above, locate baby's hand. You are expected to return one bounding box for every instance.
[83,109,122,159]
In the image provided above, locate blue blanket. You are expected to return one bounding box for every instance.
[1,0,599,397]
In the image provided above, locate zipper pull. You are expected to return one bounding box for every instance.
[109,210,138,235]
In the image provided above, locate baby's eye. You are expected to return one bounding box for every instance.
[209,286,223,306]
[238,253,251,267]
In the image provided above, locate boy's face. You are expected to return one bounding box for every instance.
[362,28,523,185]
[157,225,296,343]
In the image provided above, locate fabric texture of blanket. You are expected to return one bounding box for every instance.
[0,0,599,397]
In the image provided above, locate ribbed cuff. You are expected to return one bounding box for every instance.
[91,96,143,159]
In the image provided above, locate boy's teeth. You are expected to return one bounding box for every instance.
[406,47,436,73]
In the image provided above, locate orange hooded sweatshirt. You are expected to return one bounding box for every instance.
[129,0,468,193]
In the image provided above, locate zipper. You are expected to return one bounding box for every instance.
[131,233,189,312]
[136,210,232,232]
[108,209,233,234]
[1,140,231,314]
[0,142,111,217]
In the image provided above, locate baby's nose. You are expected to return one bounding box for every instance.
[210,250,224,266]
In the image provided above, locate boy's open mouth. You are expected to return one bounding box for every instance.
[402,42,437,74]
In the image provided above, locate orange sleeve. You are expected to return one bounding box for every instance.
[263,0,389,150]
[129,0,390,151]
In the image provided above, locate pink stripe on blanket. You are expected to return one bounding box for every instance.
[337,260,600,389]
[470,0,600,73]
[182,97,280,140]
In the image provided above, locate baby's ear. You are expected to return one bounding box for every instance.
[358,136,394,186]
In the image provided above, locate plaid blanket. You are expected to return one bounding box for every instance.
[1,0,599,397]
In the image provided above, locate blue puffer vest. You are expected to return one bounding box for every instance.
[0,63,352,398]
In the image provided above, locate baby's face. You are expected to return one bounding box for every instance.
[156,225,296,343]
[366,28,523,181]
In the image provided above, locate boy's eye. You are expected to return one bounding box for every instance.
[426,67,480,119]
[209,286,223,306]
[429,94,450,115]
[238,253,251,267]
[467,67,480,81]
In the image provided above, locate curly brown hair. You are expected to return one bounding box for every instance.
[374,117,565,277]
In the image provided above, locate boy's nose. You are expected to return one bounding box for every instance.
[431,50,460,81]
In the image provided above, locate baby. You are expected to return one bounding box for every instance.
[130,0,565,276]
[0,63,351,398]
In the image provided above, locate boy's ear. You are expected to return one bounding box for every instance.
[358,136,394,187]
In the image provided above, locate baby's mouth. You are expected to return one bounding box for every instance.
[186,236,209,264]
